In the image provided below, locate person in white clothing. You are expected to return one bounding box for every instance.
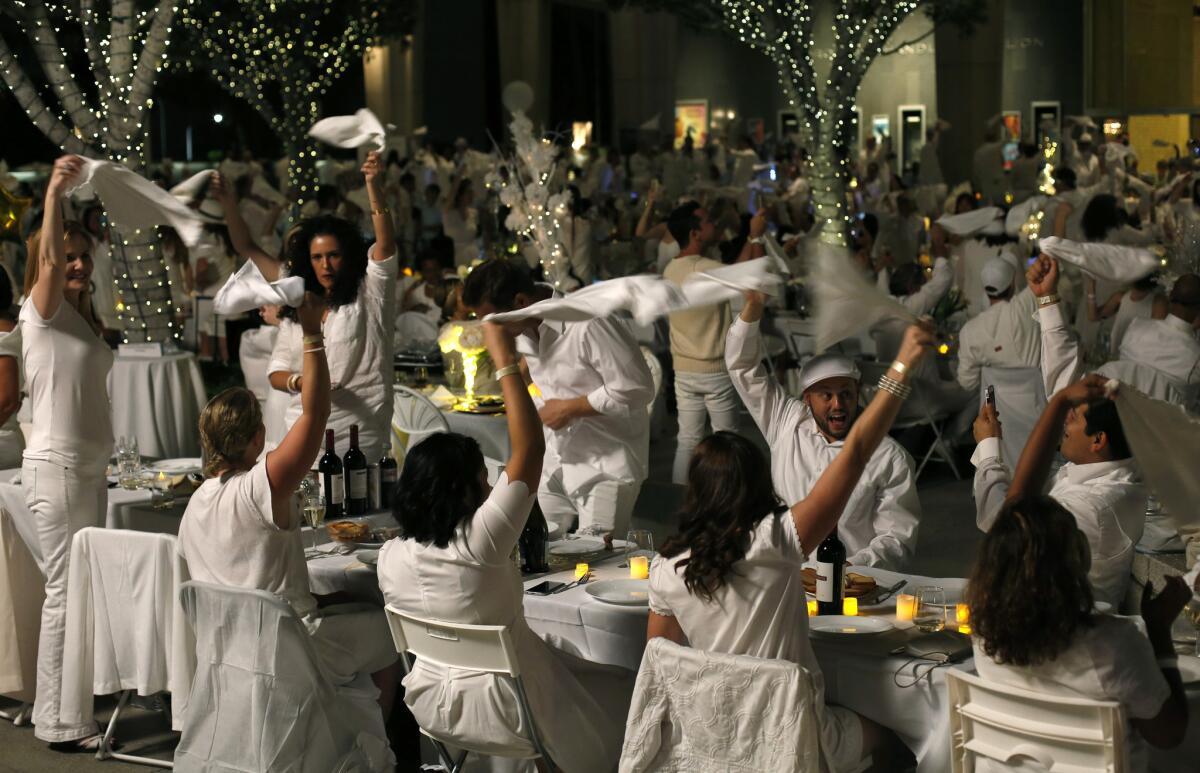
[650,324,935,770]
[726,298,922,569]
[21,155,114,748]
[1083,273,1167,357]
[441,179,479,268]
[463,259,655,538]
[247,152,398,461]
[972,374,1145,608]
[0,270,25,468]
[1117,275,1200,410]
[379,321,633,773]
[179,292,399,721]
[968,495,1190,769]
[955,257,1042,393]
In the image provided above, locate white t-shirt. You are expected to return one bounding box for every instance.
[178,460,316,618]
[19,299,113,470]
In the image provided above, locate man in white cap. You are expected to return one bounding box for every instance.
[726,295,921,569]
[955,256,1041,393]
[1071,132,1100,188]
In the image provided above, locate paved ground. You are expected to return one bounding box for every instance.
[0,422,980,772]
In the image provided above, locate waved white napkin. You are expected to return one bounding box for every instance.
[168,169,213,203]
[212,260,305,315]
[810,243,916,353]
[1005,195,1047,236]
[1039,236,1159,282]
[68,158,211,246]
[486,257,782,326]
[308,108,387,150]
[936,206,1004,237]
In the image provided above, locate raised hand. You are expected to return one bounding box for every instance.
[1026,254,1059,297]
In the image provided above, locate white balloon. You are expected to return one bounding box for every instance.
[502,81,535,114]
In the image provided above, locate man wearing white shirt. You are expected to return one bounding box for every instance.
[726,300,920,569]
[1118,275,1200,410]
[956,257,1042,393]
[463,259,655,538]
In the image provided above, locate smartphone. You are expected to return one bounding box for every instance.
[985,385,996,410]
[525,580,567,595]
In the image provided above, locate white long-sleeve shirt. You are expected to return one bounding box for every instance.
[518,315,654,486]
[725,317,920,569]
[956,287,1041,393]
[971,437,1145,608]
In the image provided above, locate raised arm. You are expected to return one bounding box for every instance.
[265,293,330,525]
[31,155,84,320]
[484,321,543,491]
[789,324,934,553]
[1028,254,1084,398]
[363,151,397,261]
[634,185,662,238]
[210,172,281,281]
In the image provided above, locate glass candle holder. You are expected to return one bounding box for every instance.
[842,597,858,616]
[629,555,649,580]
[575,563,589,580]
[896,593,917,622]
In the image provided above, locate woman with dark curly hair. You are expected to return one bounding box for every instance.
[264,151,397,461]
[647,322,935,772]
[378,320,633,772]
[968,495,1190,764]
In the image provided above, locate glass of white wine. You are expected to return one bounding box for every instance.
[303,495,326,558]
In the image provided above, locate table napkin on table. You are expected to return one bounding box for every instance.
[427,385,456,408]
[212,260,305,315]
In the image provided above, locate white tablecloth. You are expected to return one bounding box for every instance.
[110,351,208,458]
[443,409,511,461]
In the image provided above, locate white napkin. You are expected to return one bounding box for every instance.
[212,260,305,315]
[168,169,213,203]
[936,206,1004,237]
[811,243,915,353]
[486,257,782,326]
[308,108,387,151]
[428,385,456,408]
[68,159,212,247]
[1039,236,1159,282]
[1005,195,1047,236]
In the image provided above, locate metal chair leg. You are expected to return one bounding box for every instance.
[0,701,31,726]
[96,690,175,768]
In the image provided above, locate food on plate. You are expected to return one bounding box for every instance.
[802,568,878,598]
[326,520,370,543]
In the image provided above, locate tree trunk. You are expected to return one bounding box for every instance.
[810,111,852,248]
[281,97,321,207]
[109,225,177,344]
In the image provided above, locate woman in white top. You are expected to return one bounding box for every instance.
[378,322,634,773]
[968,495,1190,770]
[225,151,397,460]
[441,178,479,268]
[178,292,399,718]
[1085,273,1168,356]
[648,321,934,771]
[635,182,680,273]
[0,269,25,468]
[21,155,115,748]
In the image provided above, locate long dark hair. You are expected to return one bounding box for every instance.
[967,496,1095,667]
[280,214,367,320]
[393,433,487,548]
[659,432,786,601]
[1081,194,1122,242]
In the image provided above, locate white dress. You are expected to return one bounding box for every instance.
[378,473,631,772]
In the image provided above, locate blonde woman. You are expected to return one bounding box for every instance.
[22,155,114,749]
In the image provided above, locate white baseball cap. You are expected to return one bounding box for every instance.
[981,257,1016,297]
[799,353,861,394]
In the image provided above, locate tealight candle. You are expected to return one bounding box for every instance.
[896,593,917,622]
[842,597,858,616]
[575,563,589,580]
[807,599,817,617]
[956,603,970,625]
[629,555,649,580]
[958,624,972,635]
[156,470,169,490]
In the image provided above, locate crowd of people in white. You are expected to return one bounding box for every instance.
[2,109,1199,771]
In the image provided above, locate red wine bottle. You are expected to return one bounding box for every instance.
[815,529,846,615]
[343,424,368,515]
[318,429,344,520]
[379,443,398,509]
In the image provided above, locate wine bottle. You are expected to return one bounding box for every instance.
[815,528,846,615]
[520,503,550,574]
[379,444,399,509]
[317,429,344,520]
[343,424,369,516]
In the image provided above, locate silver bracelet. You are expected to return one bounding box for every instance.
[877,375,912,401]
[495,363,521,380]
[889,360,909,376]
[1037,293,1061,307]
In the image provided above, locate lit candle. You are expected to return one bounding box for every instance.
[807,599,817,617]
[956,604,970,625]
[575,563,589,580]
[156,470,169,490]
[958,624,972,635]
[896,594,916,622]
[629,555,649,580]
[842,597,858,616]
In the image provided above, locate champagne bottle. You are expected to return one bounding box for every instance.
[317,429,344,520]
[343,424,368,516]
[379,444,399,509]
[815,529,846,616]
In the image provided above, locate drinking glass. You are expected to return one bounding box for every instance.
[625,529,654,555]
[303,495,326,557]
[913,586,947,632]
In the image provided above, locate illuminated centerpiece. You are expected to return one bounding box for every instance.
[438,321,504,413]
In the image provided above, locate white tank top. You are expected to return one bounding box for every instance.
[1110,291,1156,357]
[655,238,680,273]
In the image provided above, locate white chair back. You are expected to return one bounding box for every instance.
[0,508,43,710]
[1098,359,1184,407]
[176,581,392,773]
[946,669,1128,773]
[619,637,833,773]
[981,366,1047,469]
[392,384,451,452]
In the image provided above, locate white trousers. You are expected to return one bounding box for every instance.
[24,460,107,742]
[539,470,642,538]
[672,370,750,484]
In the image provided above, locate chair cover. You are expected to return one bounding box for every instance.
[0,508,43,702]
[980,366,1048,470]
[60,528,194,732]
[1099,360,1184,407]
[175,581,393,773]
[392,385,451,452]
[618,638,832,773]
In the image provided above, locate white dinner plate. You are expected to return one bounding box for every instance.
[356,550,380,567]
[548,538,632,556]
[808,615,894,636]
[585,579,650,606]
[150,458,203,475]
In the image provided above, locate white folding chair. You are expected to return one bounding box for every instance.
[860,361,961,480]
[946,669,1129,772]
[383,605,551,773]
[392,384,451,453]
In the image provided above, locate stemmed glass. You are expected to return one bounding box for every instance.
[303,495,326,558]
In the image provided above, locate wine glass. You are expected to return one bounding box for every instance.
[913,586,947,632]
[303,495,326,557]
[625,529,654,556]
